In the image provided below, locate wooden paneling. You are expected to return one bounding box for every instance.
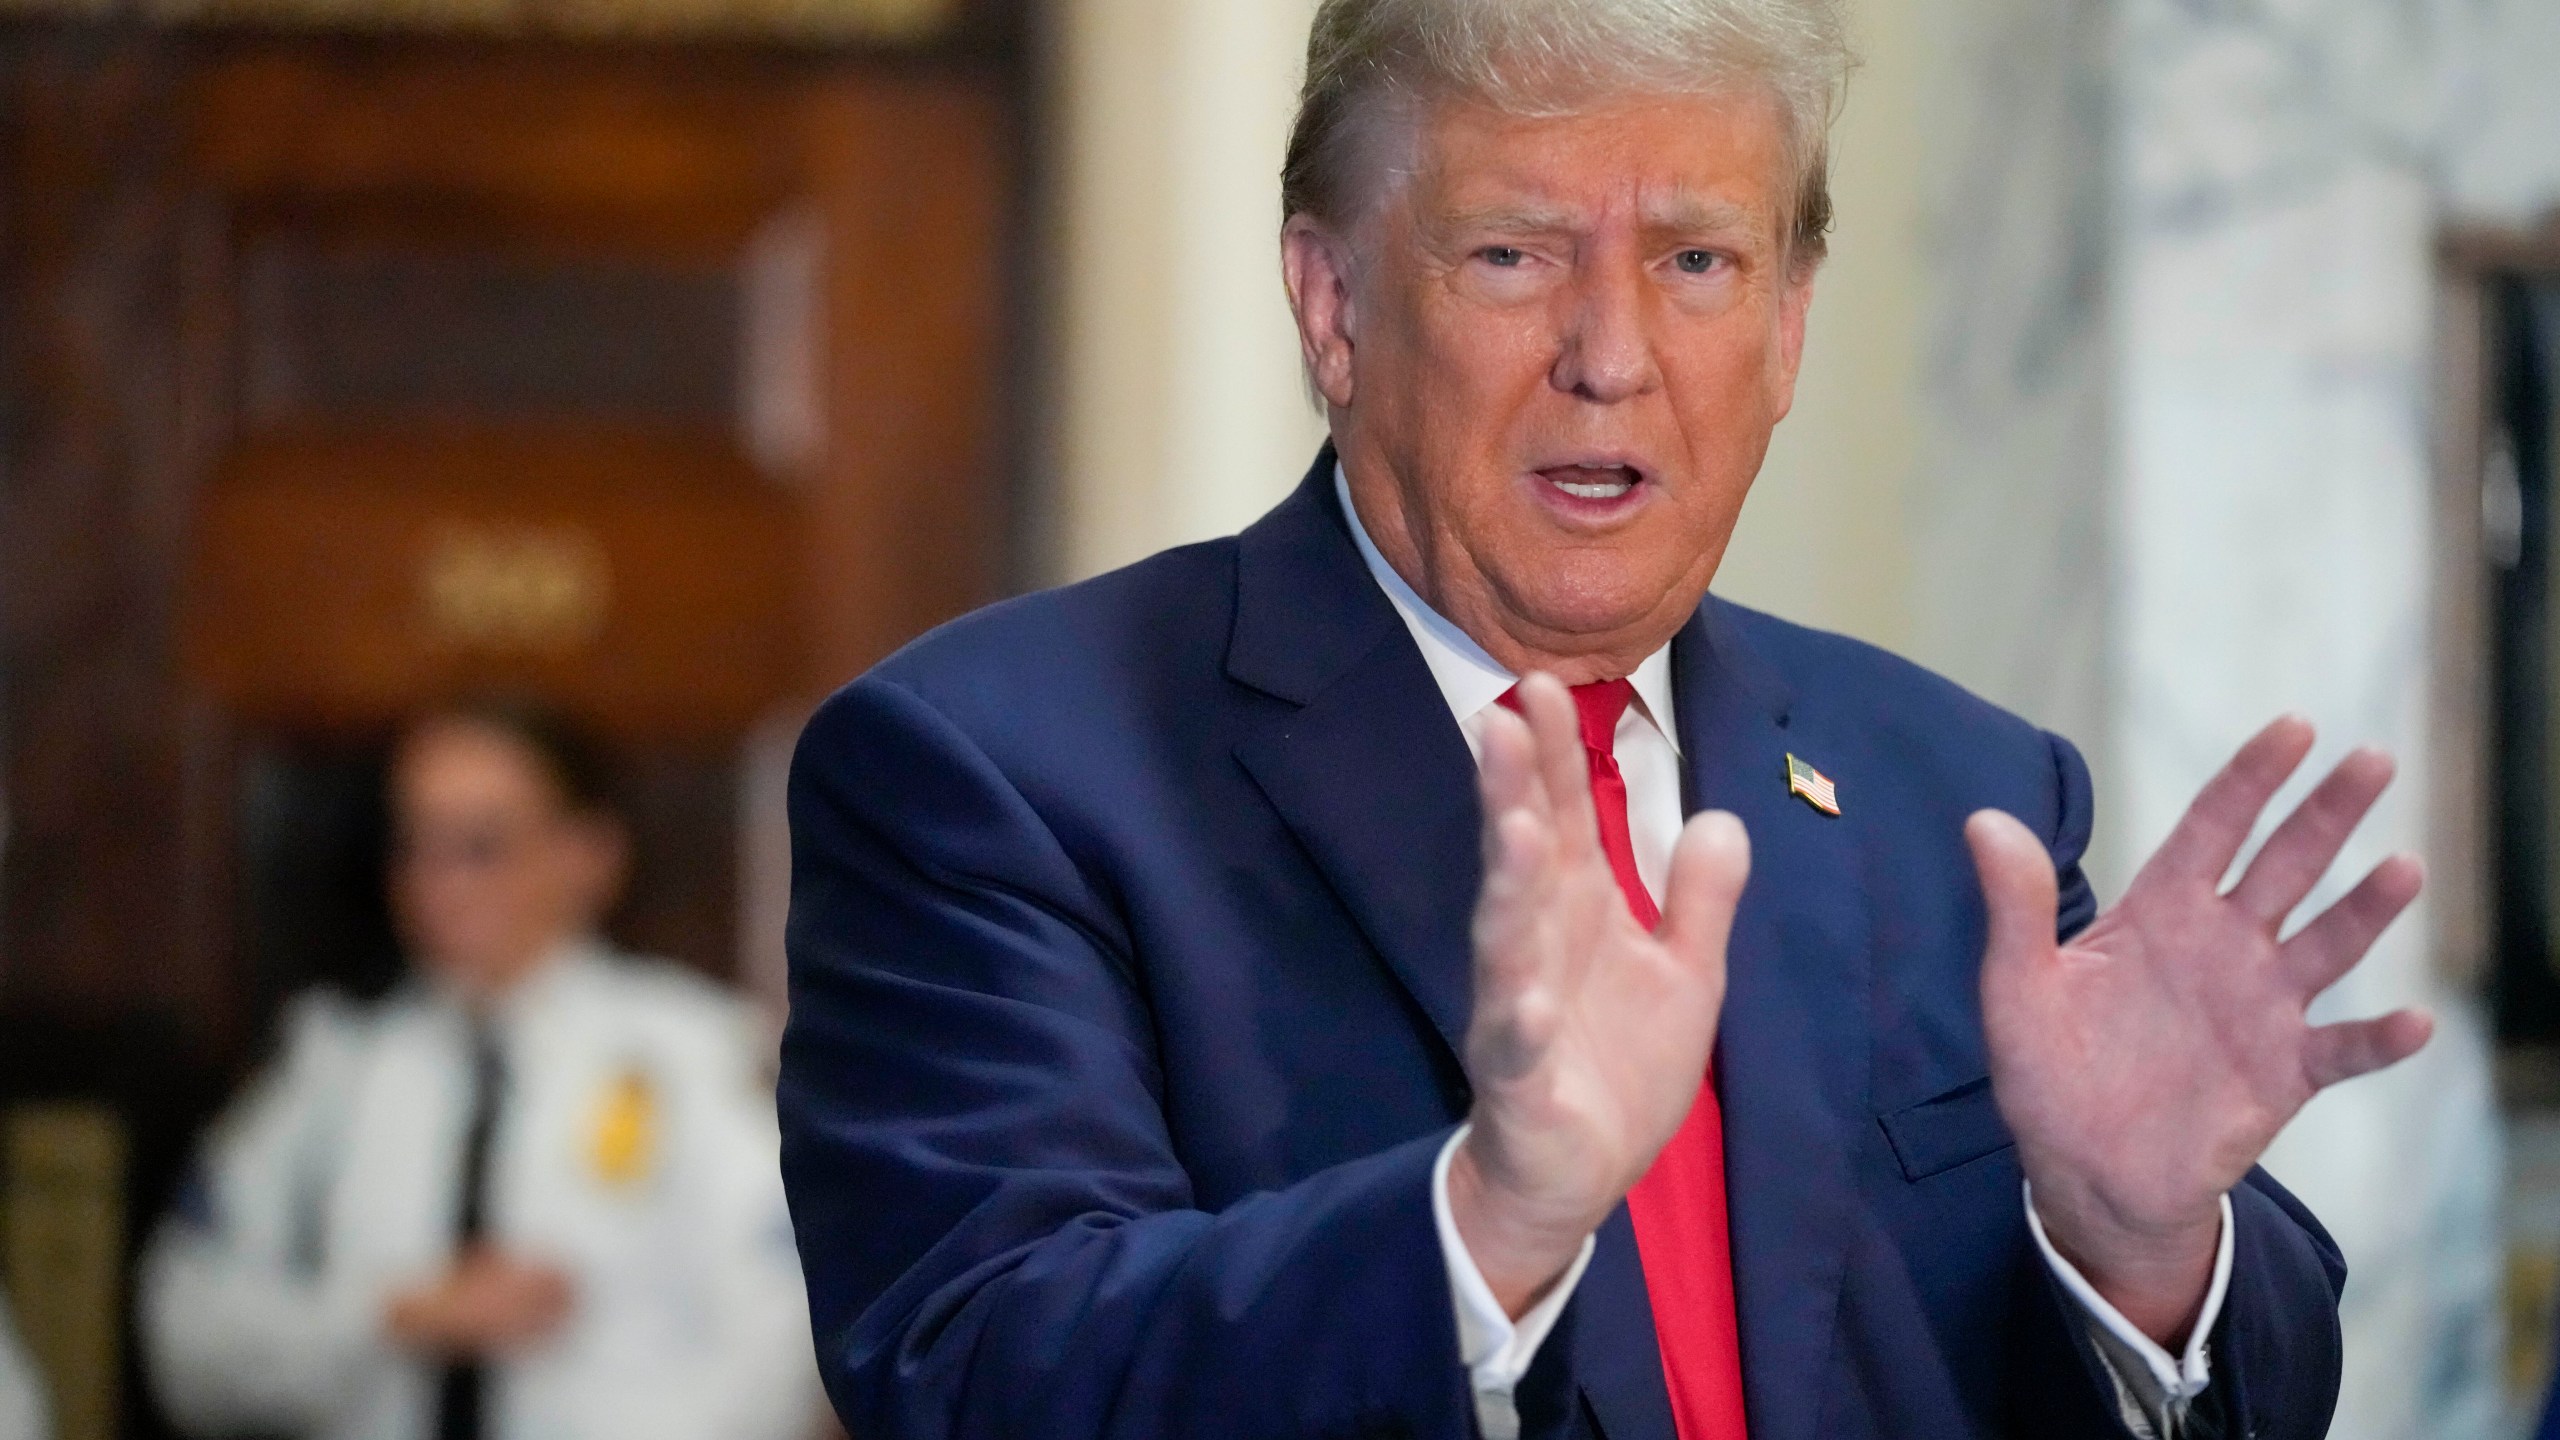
[802,72,1008,686]
[187,50,794,256]
[188,428,797,739]
[0,40,235,1029]
[3,36,1016,1054]
[0,0,963,45]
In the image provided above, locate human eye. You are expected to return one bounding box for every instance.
[1672,248,1723,275]
[1476,245,1528,268]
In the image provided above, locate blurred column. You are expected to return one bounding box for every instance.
[1904,0,2560,1434]
[2110,4,2501,1431]
[1708,0,1925,652]
[1046,0,1329,583]
[1901,0,2115,768]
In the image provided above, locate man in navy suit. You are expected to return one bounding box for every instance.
[778,1,2434,1436]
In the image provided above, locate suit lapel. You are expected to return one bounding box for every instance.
[1231,641,1483,1058]
[1676,601,1866,1440]
[1228,452,1483,1060]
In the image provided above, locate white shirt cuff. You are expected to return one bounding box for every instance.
[2024,1181,2235,1434]
[1432,1125,1596,1440]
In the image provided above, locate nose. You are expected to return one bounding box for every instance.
[1551,249,1662,404]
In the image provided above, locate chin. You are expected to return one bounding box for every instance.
[1501,551,1690,638]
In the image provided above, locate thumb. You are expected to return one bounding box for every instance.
[1967,809,2059,997]
[1657,810,1750,984]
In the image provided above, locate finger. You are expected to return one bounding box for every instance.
[1478,705,1569,915]
[1469,808,1566,1079]
[2281,853,2424,995]
[1967,810,2060,1006]
[2138,715,2317,890]
[2303,1007,2434,1090]
[1475,703,1543,865]
[1474,807,1561,997]
[1513,672,1600,862]
[1655,811,1750,992]
[2228,747,2396,924]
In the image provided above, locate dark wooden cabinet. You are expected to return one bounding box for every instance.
[2,34,1016,1063]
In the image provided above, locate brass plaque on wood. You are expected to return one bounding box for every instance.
[1,1104,127,1440]
[418,522,616,654]
[186,427,798,740]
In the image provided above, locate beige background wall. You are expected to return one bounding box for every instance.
[1713,0,1922,652]
[1042,0,1927,658]
[1045,0,1327,582]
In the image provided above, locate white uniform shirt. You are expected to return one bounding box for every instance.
[1331,468,2233,1440]
[141,941,818,1440]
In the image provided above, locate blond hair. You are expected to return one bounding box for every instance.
[1283,0,1853,270]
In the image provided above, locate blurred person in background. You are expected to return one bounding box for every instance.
[140,702,817,1440]
[0,1284,50,1440]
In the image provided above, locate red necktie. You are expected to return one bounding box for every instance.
[1500,681,1749,1439]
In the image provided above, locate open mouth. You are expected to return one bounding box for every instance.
[1536,463,1645,503]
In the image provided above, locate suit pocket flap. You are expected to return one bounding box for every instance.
[1877,1077,2013,1181]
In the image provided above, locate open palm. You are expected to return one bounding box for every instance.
[1970,717,2432,1341]
[1446,674,1749,1314]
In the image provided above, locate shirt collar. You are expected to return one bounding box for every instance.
[433,934,611,1026]
[1333,461,1679,751]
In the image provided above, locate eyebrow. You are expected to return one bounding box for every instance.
[1647,196,1755,234]
[1435,194,1760,238]
[1438,202,1579,235]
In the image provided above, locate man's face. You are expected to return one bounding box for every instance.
[1289,87,1813,676]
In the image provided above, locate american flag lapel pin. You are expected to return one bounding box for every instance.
[1785,753,1841,816]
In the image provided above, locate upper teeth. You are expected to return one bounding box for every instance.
[1556,478,1634,499]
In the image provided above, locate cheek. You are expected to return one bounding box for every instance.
[1665,327,1786,460]
[1393,278,1555,398]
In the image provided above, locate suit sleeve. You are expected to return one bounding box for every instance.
[2015,732,2346,1438]
[777,676,1477,1440]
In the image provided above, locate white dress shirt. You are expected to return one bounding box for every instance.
[1332,467,2233,1440]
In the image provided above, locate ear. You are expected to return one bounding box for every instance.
[1765,268,1816,425]
[1281,215,1360,410]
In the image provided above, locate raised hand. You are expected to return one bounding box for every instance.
[1444,673,1751,1317]
[1968,716,2433,1345]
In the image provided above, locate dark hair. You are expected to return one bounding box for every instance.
[404,698,622,821]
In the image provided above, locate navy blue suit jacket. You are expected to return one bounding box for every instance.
[779,454,2348,1439]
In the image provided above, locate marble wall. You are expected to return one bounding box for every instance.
[1914,0,2560,1433]
[1907,0,2118,799]
[2445,0,2560,223]
[2119,3,2499,1430]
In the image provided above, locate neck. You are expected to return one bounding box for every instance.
[446,935,575,1012]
